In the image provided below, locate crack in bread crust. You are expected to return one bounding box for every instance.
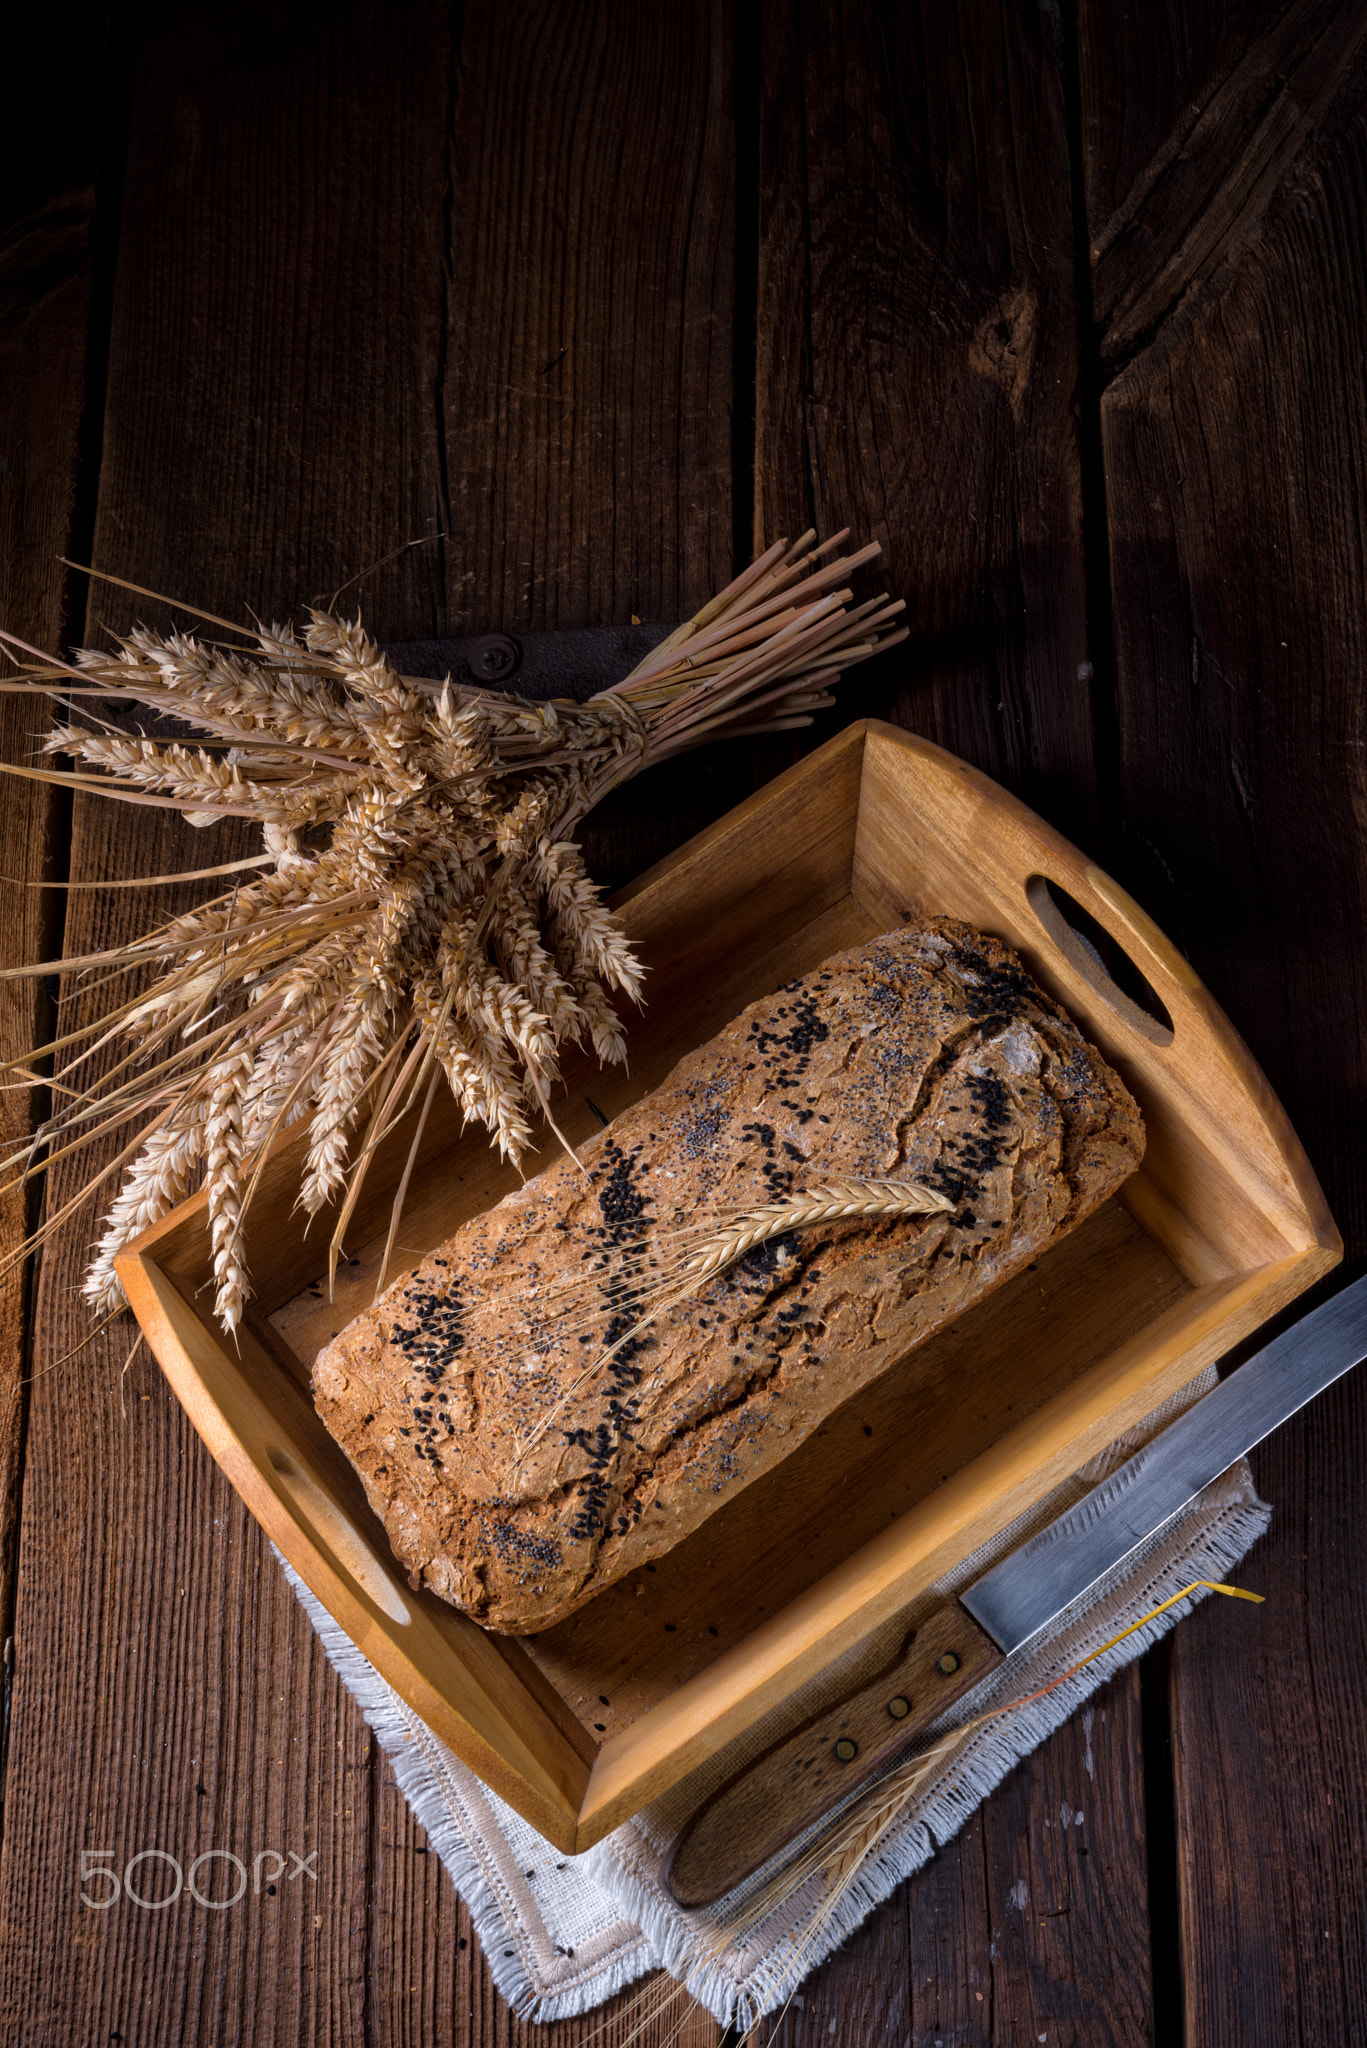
[312,919,1145,1632]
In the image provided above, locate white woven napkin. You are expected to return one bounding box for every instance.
[278,1369,1269,2030]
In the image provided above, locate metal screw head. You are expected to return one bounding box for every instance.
[466,633,519,682]
[936,1651,961,1676]
[833,1737,859,1763]
[887,1696,911,1720]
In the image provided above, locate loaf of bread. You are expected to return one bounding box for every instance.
[313,919,1144,1633]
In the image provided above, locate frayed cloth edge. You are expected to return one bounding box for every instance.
[587,1491,1270,2028]
[277,1556,657,2024]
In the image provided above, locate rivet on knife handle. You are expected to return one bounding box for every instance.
[665,1606,1001,1909]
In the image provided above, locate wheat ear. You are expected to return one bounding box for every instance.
[1,533,905,1332]
[548,1175,957,1320]
[516,1178,954,1465]
[715,1576,1268,2017]
[650,1176,953,1290]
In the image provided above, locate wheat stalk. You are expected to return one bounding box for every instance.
[0,532,906,1331]
[535,1176,957,1318]
[600,1578,1264,2047]
[678,1576,1266,2032]
[515,1177,953,1464]
[651,1176,953,1287]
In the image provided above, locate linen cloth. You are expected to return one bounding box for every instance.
[279,1367,1269,2029]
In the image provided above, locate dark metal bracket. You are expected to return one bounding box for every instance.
[385,623,670,703]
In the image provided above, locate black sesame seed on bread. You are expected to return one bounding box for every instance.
[312,918,1144,1632]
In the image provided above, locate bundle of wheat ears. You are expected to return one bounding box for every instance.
[0,530,906,1333]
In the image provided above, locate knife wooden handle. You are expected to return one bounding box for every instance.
[665,1604,1002,1908]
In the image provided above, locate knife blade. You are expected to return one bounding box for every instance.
[665,1270,1367,1909]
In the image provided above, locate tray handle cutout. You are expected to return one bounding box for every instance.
[1025,874,1176,1049]
[266,1445,412,1626]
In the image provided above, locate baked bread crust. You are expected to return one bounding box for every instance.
[312,919,1144,1632]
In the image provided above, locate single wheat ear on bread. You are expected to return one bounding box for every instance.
[311,918,1145,1633]
[513,1177,957,1469]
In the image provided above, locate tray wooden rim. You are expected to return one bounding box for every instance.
[117,719,1341,1850]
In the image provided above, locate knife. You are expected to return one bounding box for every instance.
[665,1270,1367,1909]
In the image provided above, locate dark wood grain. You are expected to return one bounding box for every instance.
[1076,0,1291,256]
[1171,1389,1367,2045]
[1087,0,1367,371]
[0,1,103,1839]
[0,0,466,2026]
[972,1676,1152,2048]
[923,1679,1149,2048]
[371,1772,720,2047]
[0,5,442,2043]
[760,1879,913,2046]
[88,0,454,633]
[5,1,1367,2040]
[754,0,1099,854]
[0,2,733,2042]
[765,1678,1150,2047]
[439,0,734,639]
[437,0,746,896]
[1081,4,1367,2040]
[750,4,1160,2038]
[0,802,374,2045]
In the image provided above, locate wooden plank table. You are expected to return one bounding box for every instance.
[0,3,1363,2040]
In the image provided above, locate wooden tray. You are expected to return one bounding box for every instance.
[118,720,1339,1854]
